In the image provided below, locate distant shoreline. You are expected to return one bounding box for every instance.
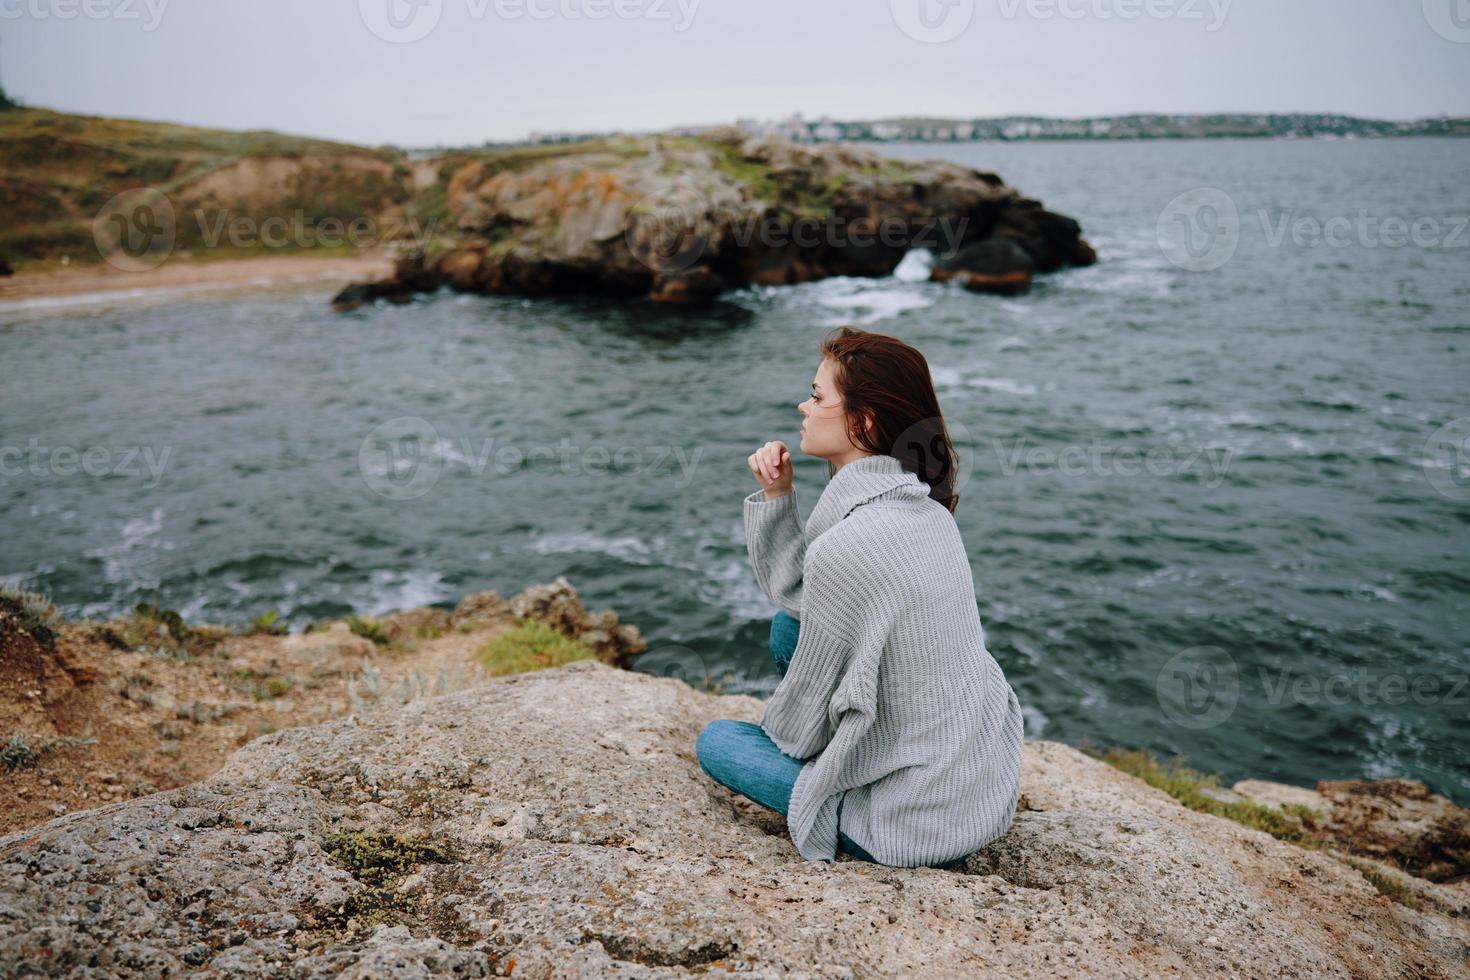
[0,252,394,312]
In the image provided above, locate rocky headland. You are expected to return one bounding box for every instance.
[1,581,1467,977]
[330,127,1096,309]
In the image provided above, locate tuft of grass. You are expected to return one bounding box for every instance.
[109,599,226,660]
[347,615,390,647]
[2,734,37,771]
[224,667,293,700]
[476,618,597,677]
[132,599,187,642]
[1339,856,1426,911]
[0,585,63,649]
[3,722,97,774]
[249,610,288,636]
[1096,748,1321,847]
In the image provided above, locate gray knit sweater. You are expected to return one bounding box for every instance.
[743,452,1024,866]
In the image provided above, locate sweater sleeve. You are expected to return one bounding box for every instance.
[742,487,805,620]
[759,541,887,861]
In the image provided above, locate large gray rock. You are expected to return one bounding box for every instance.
[1,660,1464,977]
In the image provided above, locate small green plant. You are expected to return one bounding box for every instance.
[133,599,187,642]
[250,610,289,636]
[476,618,598,677]
[2,722,96,774]
[112,598,213,657]
[2,734,37,771]
[347,615,390,646]
[0,585,63,648]
[1339,856,1425,911]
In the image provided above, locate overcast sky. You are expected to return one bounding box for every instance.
[4,0,1468,146]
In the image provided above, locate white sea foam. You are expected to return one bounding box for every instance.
[929,365,965,388]
[965,376,1039,397]
[1021,703,1049,739]
[1282,434,1316,454]
[86,507,168,587]
[810,278,935,326]
[362,568,449,617]
[892,249,934,282]
[526,530,665,563]
[930,365,1038,397]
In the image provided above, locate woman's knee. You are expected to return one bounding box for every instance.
[695,719,740,773]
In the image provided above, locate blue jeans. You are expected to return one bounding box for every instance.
[695,610,964,869]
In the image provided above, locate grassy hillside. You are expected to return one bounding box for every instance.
[0,107,414,267]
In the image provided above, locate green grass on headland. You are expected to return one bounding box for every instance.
[476,618,598,676]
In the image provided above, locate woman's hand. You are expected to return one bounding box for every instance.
[748,441,793,500]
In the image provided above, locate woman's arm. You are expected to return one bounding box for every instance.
[743,487,805,620]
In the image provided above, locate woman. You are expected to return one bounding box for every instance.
[696,325,1024,868]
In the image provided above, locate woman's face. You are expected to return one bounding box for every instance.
[798,357,869,465]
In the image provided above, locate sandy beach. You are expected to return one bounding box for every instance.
[0,252,395,313]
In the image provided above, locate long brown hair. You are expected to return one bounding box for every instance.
[818,325,961,513]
